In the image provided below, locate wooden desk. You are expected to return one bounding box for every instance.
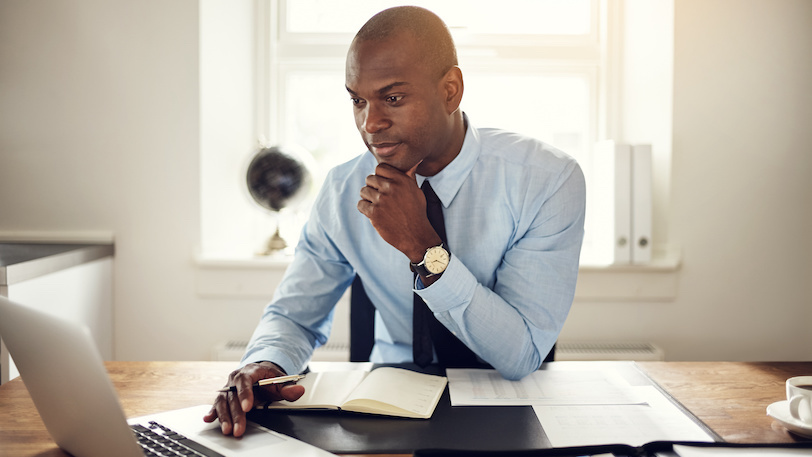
[0,361,809,456]
[638,361,812,444]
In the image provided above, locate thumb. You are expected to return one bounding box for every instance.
[406,160,422,181]
[279,384,306,402]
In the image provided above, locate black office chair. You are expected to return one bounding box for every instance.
[349,276,376,362]
[348,275,556,364]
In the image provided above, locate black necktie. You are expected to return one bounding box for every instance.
[413,181,479,368]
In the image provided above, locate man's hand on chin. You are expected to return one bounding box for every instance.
[357,162,441,261]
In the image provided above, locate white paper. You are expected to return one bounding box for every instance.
[446,368,644,406]
[533,386,715,447]
[672,445,812,457]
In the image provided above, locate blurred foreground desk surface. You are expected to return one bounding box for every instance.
[0,361,809,457]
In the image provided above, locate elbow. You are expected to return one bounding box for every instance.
[497,365,534,381]
[500,370,528,382]
[494,356,541,381]
[492,344,548,380]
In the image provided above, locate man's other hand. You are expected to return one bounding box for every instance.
[203,361,305,437]
[358,162,441,262]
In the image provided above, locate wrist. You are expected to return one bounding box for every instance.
[258,361,286,376]
[407,235,444,264]
[410,243,451,278]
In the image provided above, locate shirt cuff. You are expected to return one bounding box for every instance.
[240,347,299,376]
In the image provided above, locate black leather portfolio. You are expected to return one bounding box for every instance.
[246,362,718,455]
[249,385,548,454]
[413,441,812,457]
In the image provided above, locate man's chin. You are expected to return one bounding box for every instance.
[370,152,415,173]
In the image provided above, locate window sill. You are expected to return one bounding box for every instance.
[575,248,681,301]
[194,247,681,301]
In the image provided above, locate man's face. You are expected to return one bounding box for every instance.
[345,31,455,175]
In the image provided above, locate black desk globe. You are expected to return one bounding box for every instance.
[246,145,312,254]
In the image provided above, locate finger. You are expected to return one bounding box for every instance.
[359,185,379,204]
[366,174,395,196]
[365,173,382,189]
[258,382,305,404]
[228,391,248,437]
[406,160,422,180]
[212,393,233,435]
[231,369,257,413]
[278,384,306,402]
[358,199,376,219]
[373,163,402,178]
[202,405,217,423]
[236,384,255,413]
[375,161,420,180]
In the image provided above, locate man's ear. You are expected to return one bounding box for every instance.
[442,66,464,114]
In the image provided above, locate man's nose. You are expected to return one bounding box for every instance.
[362,103,391,134]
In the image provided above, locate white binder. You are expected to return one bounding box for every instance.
[591,140,631,264]
[631,144,653,264]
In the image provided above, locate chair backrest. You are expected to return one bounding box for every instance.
[349,275,376,362]
[348,276,556,364]
[544,342,556,363]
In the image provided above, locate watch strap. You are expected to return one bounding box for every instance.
[410,261,433,278]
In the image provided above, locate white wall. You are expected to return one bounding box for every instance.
[0,0,208,360]
[1,0,810,362]
[560,0,812,360]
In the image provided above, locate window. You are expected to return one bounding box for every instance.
[271,0,599,175]
[200,0,674,265]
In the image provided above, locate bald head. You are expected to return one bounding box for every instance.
[353,6,458,80]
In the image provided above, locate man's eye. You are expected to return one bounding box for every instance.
[350,97,368,106]
[386,95,403,104]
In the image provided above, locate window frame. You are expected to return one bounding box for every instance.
[257,0,617,259]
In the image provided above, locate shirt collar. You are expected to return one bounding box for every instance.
[416,113,480,208]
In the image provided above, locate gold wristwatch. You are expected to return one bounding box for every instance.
[410,244,450,277]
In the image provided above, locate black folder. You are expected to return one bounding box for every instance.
[249,385,549,453]
[246,362,719,454]
[413,441,812,457]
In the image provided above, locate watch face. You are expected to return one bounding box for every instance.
[424,246,450,274]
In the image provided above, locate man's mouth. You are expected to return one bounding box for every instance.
[369,142,401,157]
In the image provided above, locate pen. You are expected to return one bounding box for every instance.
[217,374,306,393]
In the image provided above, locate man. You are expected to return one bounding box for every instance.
[205,6,585,437]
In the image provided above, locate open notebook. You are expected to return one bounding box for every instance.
[257,367,446,418]
[0,296,335,457]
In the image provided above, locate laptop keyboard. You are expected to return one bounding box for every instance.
[131,421,224,457]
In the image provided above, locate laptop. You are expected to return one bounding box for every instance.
[0,296,335,457]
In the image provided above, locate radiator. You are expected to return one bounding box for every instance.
[214,340,663,362]
[211,340,248,361]
[555,341,664,361]
[212,340,350,362]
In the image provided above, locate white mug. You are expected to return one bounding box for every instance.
[786,376,812,425]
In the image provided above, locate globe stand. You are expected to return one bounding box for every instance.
[257,218,287,256]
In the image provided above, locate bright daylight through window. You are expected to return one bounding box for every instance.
[200,0,673,265]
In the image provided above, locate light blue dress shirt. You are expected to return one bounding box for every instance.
[242,116,586,380]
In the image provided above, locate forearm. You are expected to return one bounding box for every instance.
[416,258,568,380]
[240,312,321,376]
[241,216,355,374]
